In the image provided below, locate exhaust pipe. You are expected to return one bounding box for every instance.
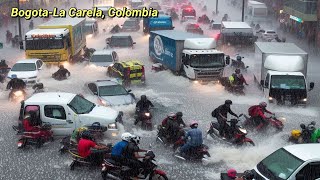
[106,173,121,180]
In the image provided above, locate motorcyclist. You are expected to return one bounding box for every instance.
[248,102,274,131]
[233,56,245,69]
[111,133,147,177]
[175,112,186,127]
[0,59,8,68]
[77,130,108,165]
[212,100,238,139]
[179,121,203,156]
[134,95,154,125]
[6,74,26,90]
[52,65,70,80]
[70,127,88,144]
[229,69,248,86]
[161,112,180,142]
[22,111,51,137]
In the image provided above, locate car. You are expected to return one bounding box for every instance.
[7,59,43,84]
[107,60,145,86]
[149,1,161,10]
[121,19,140,32]
[106,34,136,49]
[251,144,320,180]
[210,22,221,30]
[89,50,119,67]
[19,92,122,136]
[185,23,204,35]
[262,30,278,40]
[87,79,135,106]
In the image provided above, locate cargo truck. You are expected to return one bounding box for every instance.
[143,15,174,34]
[25,18,86,64]
[254,42,315,105]
[149,30,229,81]
[220,21,257,45]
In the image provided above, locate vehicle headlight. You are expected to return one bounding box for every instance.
[100,99,107,106]
[268,97,273,100]
[302,98,307,102]
[145,112,150,117]
[108,123,116,129]
[14,90,23,96]
[194,80,199,84]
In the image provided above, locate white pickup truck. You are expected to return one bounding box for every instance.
[252,144,320,180]
[18,92,122,136]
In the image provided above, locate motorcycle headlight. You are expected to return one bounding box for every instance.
[14,90,23,96]
[268,97,273,100]
[100,99,107,106]
[302,98,307,102]
[145,112,150,117]
[239,128,247,134]
[108,123,116,129]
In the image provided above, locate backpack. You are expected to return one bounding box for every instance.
[248,105,259,117]
[211,108,218,118]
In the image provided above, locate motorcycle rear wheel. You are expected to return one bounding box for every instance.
[150,173,168,180]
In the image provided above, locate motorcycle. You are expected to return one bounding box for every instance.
[289,121,320,144]
[101,150,168,180]
[225,84,245,95]
[207,114,255,146]
[69,143,113,170]
[243,114,285,132]
[135,108,153,131]
[9,89,27,102]
[12,123,53,149]
[174,144,211,164]
[32,83,44,94]
[197,15,211,24]
[52,73,69,81]
[156,125,186,150]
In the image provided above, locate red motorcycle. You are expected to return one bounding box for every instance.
[207,114,255,146]
[101,150,168,180]
[243,114,285,132]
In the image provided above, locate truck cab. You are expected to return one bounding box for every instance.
[18,92,121,137]
[252,144,320,180]
[220,21,256,45]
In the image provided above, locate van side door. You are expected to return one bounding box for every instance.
[42,105,75,136]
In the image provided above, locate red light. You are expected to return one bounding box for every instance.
[195,24,199,27]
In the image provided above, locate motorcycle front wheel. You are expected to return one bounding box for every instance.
[150,173,168,180]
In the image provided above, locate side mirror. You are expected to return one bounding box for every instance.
[260,80,265,86]
[133,42,136,44]
[309,82,314,90]
[127,89,132,92]
[225,58,230,65]
[93,91,98,95]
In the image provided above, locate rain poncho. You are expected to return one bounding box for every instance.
[311,128,320,143]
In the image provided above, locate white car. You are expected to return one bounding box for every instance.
[7,59,43,84]
[252,144,320,180]
[89,50,119,67]
[262,30,278,40]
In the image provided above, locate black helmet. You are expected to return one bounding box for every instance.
[141,95,147,101]
[226,55,230,60]
[59,65,64,69]
[81,130,93,140]
[176,112,183,117]
[235,68,241,74]
[243,170,254,180]
[236,56,242,61]
[225,100,232,105]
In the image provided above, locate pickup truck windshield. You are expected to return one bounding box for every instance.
[68,95,96,114]
[271,75,306,90]
[110,37,132,47]
[257,148,304,180]
[188,54,224,68]
[26,39,64,50]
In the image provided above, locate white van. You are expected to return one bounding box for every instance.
[18,92,122,136]
[252,144,320,179]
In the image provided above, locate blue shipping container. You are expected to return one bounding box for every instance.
[143,15,173,33]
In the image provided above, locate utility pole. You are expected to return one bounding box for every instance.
[242,0,245,22]
[17,0,23,49]
[93,0,95,7]
[216,0,218,14]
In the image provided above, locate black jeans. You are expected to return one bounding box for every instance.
[217,116,228,137]
[87,149,109,165]
[111,155,144,176]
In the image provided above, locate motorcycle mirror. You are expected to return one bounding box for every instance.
[311,121,316,125]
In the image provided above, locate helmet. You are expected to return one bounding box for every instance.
[11,74,17,79]
[121,132,132,142]
[225,100,232,105]
[291,129,301,139]
[176,112,183,117]
[309,124,315,131]
[226,55,230,60]
[236,56,242,61]
[141,95,147,101]
[259,102,267,108]
[243,170,254,180]
[168,112,176,119]
[227,168,237,178]
[59,65,64,69]
[189,120,198,128]
[78,127,88,133]
[131,135,141,144]
[81,130,93,140]
[24,113,31,119]
[235,68,241,74]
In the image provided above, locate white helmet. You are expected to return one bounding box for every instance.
[168,112,176,119]
[121,132,132,142]
[131,135,141,144]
